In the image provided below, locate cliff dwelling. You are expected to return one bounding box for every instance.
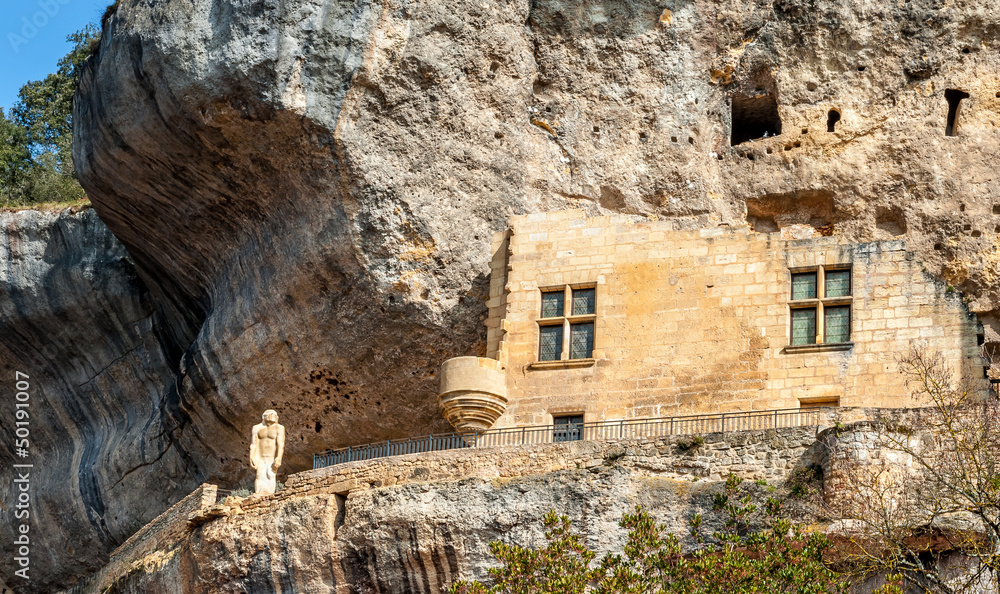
[438,211,982,432]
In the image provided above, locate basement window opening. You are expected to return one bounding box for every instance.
[730,92,782,145]
[945,89,970,137]
[553,414,585,442]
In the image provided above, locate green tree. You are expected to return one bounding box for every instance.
[0,109,31,203]
[1,25,98,205]
[449,475,848,594]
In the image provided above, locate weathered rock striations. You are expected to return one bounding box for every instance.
[0,208,194,592]
[0,0,991,588]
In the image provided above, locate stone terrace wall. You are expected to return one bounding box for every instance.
[66,484,217,593]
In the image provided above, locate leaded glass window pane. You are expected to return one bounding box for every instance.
[791,273,817,300]
[554,415,584,442]
[541,291,564,318]
[572,288,596,315]
[825,269,851,298]
[570,322,594,359]
[825,306,851,343]
[539,325,563,361]
[791,308,817,345]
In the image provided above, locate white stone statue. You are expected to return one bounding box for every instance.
[249,409,285,495]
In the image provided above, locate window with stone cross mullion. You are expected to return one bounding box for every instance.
[789,266,852,346]
[537,285,596,361]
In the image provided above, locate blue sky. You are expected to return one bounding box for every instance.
[0,0,109,113]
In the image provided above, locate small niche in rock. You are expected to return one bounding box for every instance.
[807,82,818,91]
[490,61,501,73]
[746,153,755,161]
[593,126,600,133]
[962,47,971,54]
[945,89,970,136]
[857,66,867,72]
[671,136,678,143]
[766,147,773,154]
[827,110,841,132]
[964,224,973,231]
[961,204,966,211]
[973,230,982,237]
[934,243,943,250]
[717,154,724,160]
[639,131,648,140]
[730,90,782,145]
[688,137,694,144]
[802,129,809,135]
[876,208,907,237]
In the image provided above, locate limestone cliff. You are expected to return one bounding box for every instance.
[68,427,827,594]
[0,208,195,593]
[0,0,996,588]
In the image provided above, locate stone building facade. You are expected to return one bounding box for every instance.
[438,211,984,431]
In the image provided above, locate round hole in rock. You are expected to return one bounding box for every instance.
[746,153,755,161]
[717,154,724,160]
[495,131,503,139]
[807,82,818,91]
[827,109,841,132]
[766,147,773,154]
[973,230,982,237]
[962,47,971,54]
[688,137,694,144]
[857,65,867,72]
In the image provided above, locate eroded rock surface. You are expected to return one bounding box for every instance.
[0,209,193,593]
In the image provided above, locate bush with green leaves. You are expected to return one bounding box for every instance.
[449,474,847,594]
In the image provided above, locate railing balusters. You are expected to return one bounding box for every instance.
[311,407,839,469]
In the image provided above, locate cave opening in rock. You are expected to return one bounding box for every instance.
[730,92,782,145]
[945,89,970,136]
[827,110,841,132]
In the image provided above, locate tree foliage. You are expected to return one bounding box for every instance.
[449,474,847,594]
[1,25,98,206]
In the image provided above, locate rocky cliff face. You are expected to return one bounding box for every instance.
[69,427,827,594]
[2,0,994,588]
[0,208,196,592]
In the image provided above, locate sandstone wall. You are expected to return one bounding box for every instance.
[490,211,984,426]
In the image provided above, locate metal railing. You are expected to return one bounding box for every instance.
[313,407,835,470]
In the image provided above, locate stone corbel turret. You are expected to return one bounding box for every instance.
[437,357,507,431]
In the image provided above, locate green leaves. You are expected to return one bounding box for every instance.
[1,25,98,206]
[450,477,848,594]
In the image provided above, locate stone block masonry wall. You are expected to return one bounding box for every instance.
[66,484,217,593]
[491,211,984,427]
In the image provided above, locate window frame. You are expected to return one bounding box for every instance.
[787,265,853,349]
[535,284,598,365]
[553,414,586,442]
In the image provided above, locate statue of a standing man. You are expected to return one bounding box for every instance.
[249,409,285,495]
